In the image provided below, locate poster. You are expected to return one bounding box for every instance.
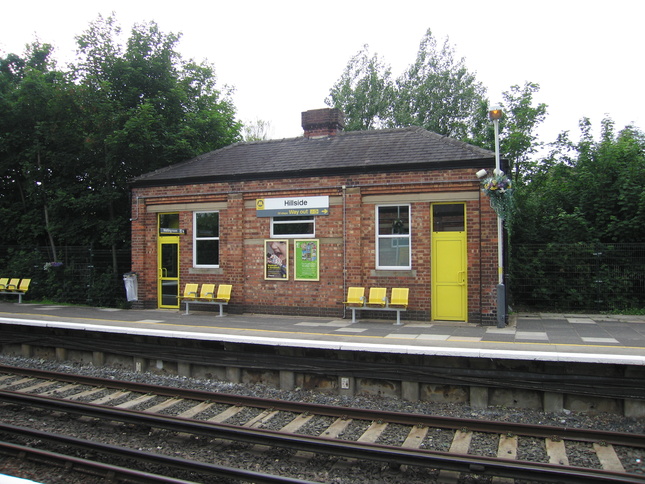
[265,239,288,280]
[294,239,319,281]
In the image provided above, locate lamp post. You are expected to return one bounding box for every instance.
[489,105,506,328]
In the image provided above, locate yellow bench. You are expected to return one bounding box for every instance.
[182,283,232,316]
[343,287,409,325]
[0,278,31,303]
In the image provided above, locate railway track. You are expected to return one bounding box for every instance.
[0,364,643,483]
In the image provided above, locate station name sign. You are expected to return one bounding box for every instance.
[159,228,186,235]
[256,196,329,217]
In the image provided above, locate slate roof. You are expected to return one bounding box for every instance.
[130,126,495,187]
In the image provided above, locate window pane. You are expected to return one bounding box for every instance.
[196,239,219,265]
[378,206,409,235]
[274,222,314,235]
[271,216,315,237]
[378,238,410,266]
[196,212,219,237]
[433,204,464,232]
[159,213,179,229]
[274,216,311,222]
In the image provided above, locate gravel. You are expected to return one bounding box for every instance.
[0,355,643,483]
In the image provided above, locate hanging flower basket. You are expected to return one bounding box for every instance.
[481,171,515,220]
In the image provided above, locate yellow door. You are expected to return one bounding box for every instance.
[157,213,181,308]
[432,203,467,321]
[158,236,180,308]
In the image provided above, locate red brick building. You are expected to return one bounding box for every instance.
[129,108,502,324]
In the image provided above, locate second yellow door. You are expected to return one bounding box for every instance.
[431,203,467,321]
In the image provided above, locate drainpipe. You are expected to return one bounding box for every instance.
[342,185,347,319]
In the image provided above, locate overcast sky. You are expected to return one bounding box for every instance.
[3,1,643,147]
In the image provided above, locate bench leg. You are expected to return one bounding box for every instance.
[18,293,22,304]
[395,310,402,326]
[351,308,357,323]
[185,302,190,315]
[218,303,224,317]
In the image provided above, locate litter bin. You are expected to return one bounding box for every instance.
[123,272,138,301]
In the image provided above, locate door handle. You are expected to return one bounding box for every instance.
[458,271,466,285]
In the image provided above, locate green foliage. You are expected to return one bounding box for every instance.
[391,30,486,140]
[0,42,85,258]
[0,14,242,260]
[243,119,273,141]
[325,45,394,131]
[327,30,485,138]
[499,83,548,182]
[511,118,645,245]
[510,119,645,311]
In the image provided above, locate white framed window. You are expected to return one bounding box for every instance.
[193,211,219,267]
[376,205,411,269]
[271,216,315,238]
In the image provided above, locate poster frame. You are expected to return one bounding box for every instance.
[264,239,289,280]
[294,239,320,281]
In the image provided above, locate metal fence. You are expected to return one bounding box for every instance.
[0,246,132,307]
[509,243,645,312]
[3,243,643,312]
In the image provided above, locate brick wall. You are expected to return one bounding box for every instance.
[131,167,499,322]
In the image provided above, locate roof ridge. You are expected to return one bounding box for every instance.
[340,125,420,137]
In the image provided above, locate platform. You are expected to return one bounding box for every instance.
[0,302,644,365]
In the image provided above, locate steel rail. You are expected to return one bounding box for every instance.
[1,364,643,448]
[0,391,643,483]
[0,425,317,484]
[0,440,200,484]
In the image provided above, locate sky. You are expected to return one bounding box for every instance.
[3,1,644,147]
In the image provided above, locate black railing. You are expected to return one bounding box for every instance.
[0,246,131,307]
[2,243,644,312]
[509,243,645,312]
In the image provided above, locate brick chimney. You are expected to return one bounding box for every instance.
[301,108,345,138]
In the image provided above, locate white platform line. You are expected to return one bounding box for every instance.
[0,317,643,366]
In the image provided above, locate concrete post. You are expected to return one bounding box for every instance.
[55,347,67,361]
[470,386,489,409]
[402,381,420,402]
[226,366,241,383]
[544,392,564,413]
[21,344,33,358]
[92,351,105,367]
[280,370,295,391]
[178,362,191,378]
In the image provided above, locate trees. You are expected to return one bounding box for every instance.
[0,15,242,267]
[510,118,645,245]
[391,29,486,140]
[326,30,486,139]
[0,42,85,259]
[243,119,273,141]
[325,46,394,131]
[499,83,548,183]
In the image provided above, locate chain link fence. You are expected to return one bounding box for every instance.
[0,246,131,307]
[3,243,643,312]
[509,243,645,312]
